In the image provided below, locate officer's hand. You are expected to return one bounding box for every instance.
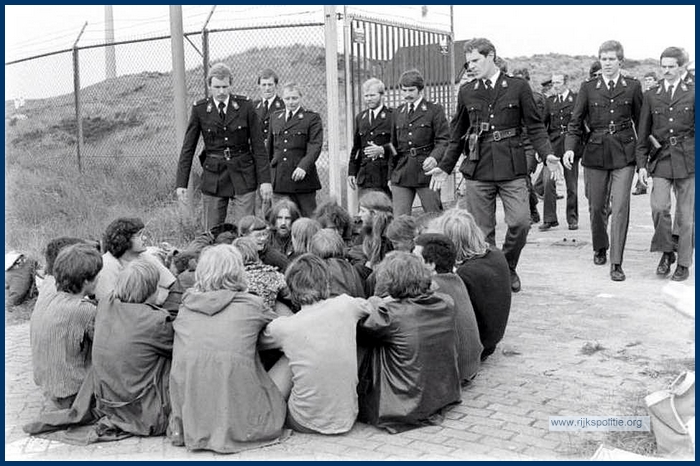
[260,183,272,202]
[426,167,447,191]
[348,176,357,190]
[562,150,575,170]
[638,168,649,187]
[422,156,438,172]
[176,187,188,203]
[291,167,306,182]
[545,155,564,182]
[363,143,383,160]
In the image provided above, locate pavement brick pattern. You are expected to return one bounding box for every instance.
[5,176,695,460]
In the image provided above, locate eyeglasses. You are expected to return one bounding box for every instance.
[250,229,270,240]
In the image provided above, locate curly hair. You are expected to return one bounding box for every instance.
[314,198,353,240]
[267,198,301,228]
[102,217,145,259]
[53,244,103,294]
[374,251,431,299]
[414,233,457,274]
[285,253,330,308]
[194,244,247,293]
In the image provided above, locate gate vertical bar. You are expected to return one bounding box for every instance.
[323,6,342,201]
[72,46,83,172]
[345,9,358,214]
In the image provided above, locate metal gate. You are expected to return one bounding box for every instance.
[343,14,457,211]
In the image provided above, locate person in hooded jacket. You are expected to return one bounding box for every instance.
[168,244,286,453]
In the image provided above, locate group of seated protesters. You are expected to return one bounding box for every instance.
[25,192,513,453]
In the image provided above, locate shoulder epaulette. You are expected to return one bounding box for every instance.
[193,97,209,106]
[232,94,249,101]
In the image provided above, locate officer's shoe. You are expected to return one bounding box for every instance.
[632,186,647,196]
[656,252,676,276]
[538,221,559,231]
[671,265,689,282]
[530,211,540,225]
[509,269,521,293]
[610,264,626,282]
[593,249,607,266]
[568,222,579,230]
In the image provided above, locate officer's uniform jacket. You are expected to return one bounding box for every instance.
[547,90,579,157]
[439,74,552,181]
[253,95,285,150]
[635,80,695,179]
[268,107,323,193]
[565,75,643,170]
[390,99,449,187]
[348,106,393,190]
[176,95,269,198]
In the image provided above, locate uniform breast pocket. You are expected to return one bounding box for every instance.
[293,130,308,141]
[417,122,433,136]
[677,105,695,125]
[499,100,520,119]
[590,100,607,117]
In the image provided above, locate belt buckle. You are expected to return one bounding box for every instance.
[223,148,231,160]
[479,122,490,132]
[409,147,417,157]
[560,125,567,133]
[608,122,617,134]
[492,130,502,142]
[669,136,678,146]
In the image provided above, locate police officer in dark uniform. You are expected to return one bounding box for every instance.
[268,82,323,217]
[563,40,643,282]
[542,73,580,231]
[636,46,695,282]
[428,38,558,293]
[176,63,272,230]
[252,68,285,217]
[389,69,449,216]
[348,78,392,198]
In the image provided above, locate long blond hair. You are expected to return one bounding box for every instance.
[194,244,248,292]
[432,208,489,263]
[360,191,393,265]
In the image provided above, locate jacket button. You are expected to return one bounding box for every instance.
[408,132,412,136]
[284,131,288,134]
[669,107,673,111]
[408,141,413,145]
[610,99,614,103]
[283,148,287,152]
[669,118,674,122]
[669,129,674,133]
[409,123,413,127]
[610,109,614,113]
[284,140,288,143]
[224,137,229,141]
[283,158,287,161]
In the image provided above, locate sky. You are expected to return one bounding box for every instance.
[4,5,695,99]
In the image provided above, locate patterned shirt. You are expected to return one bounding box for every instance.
[30,291,96,399]
[244,262,287,311]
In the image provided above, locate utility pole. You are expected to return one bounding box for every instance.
[104,5,116,79]
[324,6,342,203]
[170,6,192,216]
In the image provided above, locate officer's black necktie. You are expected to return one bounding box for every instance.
[368,110,373,125]
[484,79,492,90]
[408,103,415,117]
[218,101,225,121]
[608,80,615,92]
[287,110,293,122]
[667,84,675,99]
[263,100,269,113]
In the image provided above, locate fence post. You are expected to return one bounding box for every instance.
[202,29,210,98]
[72,46,83,173]
[343,9,358,215]
[324,6,342,204]
[170,6,193,217]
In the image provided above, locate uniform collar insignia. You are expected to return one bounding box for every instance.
[278,112,284,119]
[681,82,689,92]
[363,111,369,120]
[501,79,508,88]
[256,101,261,109]
[298,112,304,119]
[380,112,386,119]
[596,79,602,89]
[474,80,480,90]
[206,102,212,113]
[568,96,573,102]
[231,101,239,110]
[621,78,627,87]
[275,101,281,108]
[656,86,663,95]
[420,103,427,111]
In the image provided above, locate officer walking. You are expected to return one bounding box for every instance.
[348,78,393,198]
[636,46,695,282]
[268,82,323,217]
[389,69,449,216]
[541,73,580,231]
[428,38,559,293]
[176,63,272,230]
[563,40,643,282]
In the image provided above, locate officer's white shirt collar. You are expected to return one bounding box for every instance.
[484,69,501,86]
[287,107,301,118]
[602,73,621,87]
[559,89,570,101]
[681,70,689,81]
[408,97,423,109]
[664,77,681,93]
[216,95,230,112]
[370,104,385,118]
[265,96,277,108]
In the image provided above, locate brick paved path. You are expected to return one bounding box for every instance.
[5,180,695,460]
